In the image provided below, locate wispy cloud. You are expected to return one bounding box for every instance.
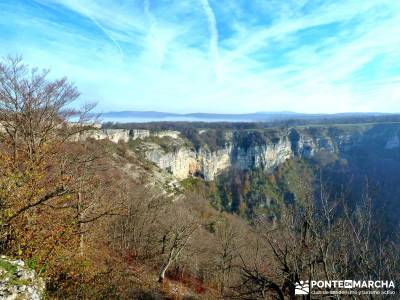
[200,0,220,80]
[0,0,399,113]
[86,12,124,58]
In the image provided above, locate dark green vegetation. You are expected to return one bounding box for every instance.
[0,258,17,276]
[198,124,400,234]
[105,121,400,299]
[208,159,314,220]
[103,114,400,132]
[122,120,400,238]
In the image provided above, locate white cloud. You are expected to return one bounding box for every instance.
[199,0,221,80]
[0,0,399,113]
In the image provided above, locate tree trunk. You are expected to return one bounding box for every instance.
[78,192,84,256]
[158,259,172,283]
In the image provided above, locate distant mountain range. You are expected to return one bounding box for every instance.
[99,111,394,123]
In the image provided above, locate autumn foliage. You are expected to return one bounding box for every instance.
[1,56,398,299]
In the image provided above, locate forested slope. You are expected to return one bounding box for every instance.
[1,57,398,299]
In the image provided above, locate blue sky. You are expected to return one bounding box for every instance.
[0,0,399,113]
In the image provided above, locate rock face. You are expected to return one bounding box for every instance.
[0,256,45,300]
[140,126,400,180]
[80,125,400,181]
[234,139,293,170]
[75,129,181,143]
[146,145,198,180]
[141,130,348,180]
[143,136,301,181]
[197,146,233,180]
[385,134,400,149]
[154,131,181,139]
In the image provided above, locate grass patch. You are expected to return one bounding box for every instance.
[0,258,36,287]
[180,177,204,191]
[0,258,17,275]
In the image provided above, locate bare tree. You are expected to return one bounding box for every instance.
[0,56,114,278]
[236,179,399,300]
[212,217,241,294]
[0,56,100,224]
[0,55,95,162]
[157,205,200,283]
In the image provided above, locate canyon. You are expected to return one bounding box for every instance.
[81,124,400,181]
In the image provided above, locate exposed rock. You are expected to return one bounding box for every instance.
[197,146,232,180]
[102,129,130,143]
[77,125,400,181]
[385,134,400,149]
[138,129,361,180]
[140,132,335,180]
[234,139,292,170]
[0,256,45,300]
[73,129,130,143]
[145,144,197,180]
[153,130,181,139]
[131,129,150,140]
[74,129,180,143]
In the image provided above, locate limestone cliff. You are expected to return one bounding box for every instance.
[138,126,400,180]
[234,139,292,170]
[80,124,400,181]
[139,133,307,180]
[145,145,198,180]
[74,128,180,143]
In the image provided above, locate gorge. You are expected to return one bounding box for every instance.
[84,123,400,181]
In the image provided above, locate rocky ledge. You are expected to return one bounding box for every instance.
[0,256,45,300]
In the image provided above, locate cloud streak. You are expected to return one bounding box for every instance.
[200,0,221,80]
[0,0,399,113]
[85,13,124,58]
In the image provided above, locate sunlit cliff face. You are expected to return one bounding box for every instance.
[78,125,400,180]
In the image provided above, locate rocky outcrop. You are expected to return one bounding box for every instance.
[78,124,400,181]
[141,129,345,180]
[154,131,181,139]
[234,139,293,170]
[140,126,400,181]
[144,143,233,181]
[0,256,45,300]
[75,129,180,143]
[142,137,297,181]
[131,129,150,140]
[74,129,130,143]
[385,134,400,149]
[197,146,233,180]
[145,145,198,180]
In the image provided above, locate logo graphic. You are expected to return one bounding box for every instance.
[344,280,353,289]
[295,281,310,295]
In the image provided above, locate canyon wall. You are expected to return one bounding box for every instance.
[141,131,350,180]
[80,125,400,181]
[74,128,180,143]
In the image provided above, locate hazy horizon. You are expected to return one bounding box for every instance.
[100,110,396,115]
[98,110,399,123]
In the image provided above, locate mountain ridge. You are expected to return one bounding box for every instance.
[100,111,395,122]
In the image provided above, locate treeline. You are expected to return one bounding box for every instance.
[103,115,400,152]
[102,114,400,132]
